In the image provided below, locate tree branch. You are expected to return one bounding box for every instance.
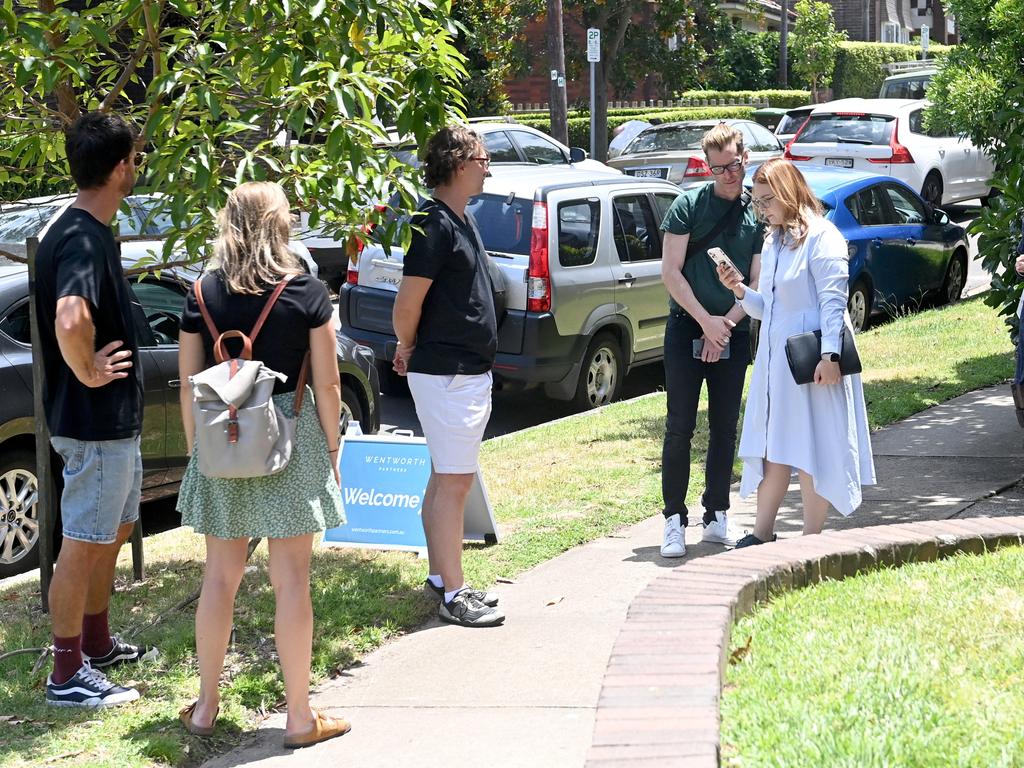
[99,38,151,112]
[38,0,80,126]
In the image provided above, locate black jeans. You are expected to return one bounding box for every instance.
[661,312,751,526]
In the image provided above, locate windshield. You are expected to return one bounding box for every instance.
[0,204,61,243]
[466,193,531,255]
[796,114,895,145]
[880,77,930,99]
[623,126,707,155]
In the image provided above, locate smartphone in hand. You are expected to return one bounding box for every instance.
[706,247,738,273]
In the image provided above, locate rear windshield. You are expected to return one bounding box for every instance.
[623,126,706,155]
[796,114,895,145]
[466,193,531,255]
[880,77,930,100]
[776,113,809,135]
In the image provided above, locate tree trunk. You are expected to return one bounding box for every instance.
[546,0,568,145]
[779,0,789,87]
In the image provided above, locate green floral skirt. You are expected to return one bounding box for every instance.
[177,388,345,539]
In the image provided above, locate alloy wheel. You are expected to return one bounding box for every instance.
[586,348,618,407]
[0,467,39,568]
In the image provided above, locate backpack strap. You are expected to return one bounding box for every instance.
[193,275,221,342]
[249,274,296,342]
[292,352,310,415]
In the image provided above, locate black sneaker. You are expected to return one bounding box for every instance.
[46,663,140,708]
[83,635,160,670]
[439,590,505,627]
[734,532,778,549]
[423,579,498,607]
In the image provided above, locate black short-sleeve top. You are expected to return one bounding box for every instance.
[180,271,333,394]
[402,199,497,375]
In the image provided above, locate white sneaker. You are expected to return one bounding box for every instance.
[660,514,686,558]
[701,511,743,547]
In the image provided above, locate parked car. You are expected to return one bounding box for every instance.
[768,166,970,332]
[0,257,381,578]
[338,166,683,409]
[879,66,937,99]
[784,98,997,208]
[605,119,784,187]
[775,106,814,144]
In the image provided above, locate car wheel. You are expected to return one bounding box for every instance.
[574,333,624,410]
[341,386,365,430]
[941,250,967,306]
[848,279,872,333]
[921,172,943,208]
[0,450,40,579]
[981,187,1001,207]
[376,360,410,398]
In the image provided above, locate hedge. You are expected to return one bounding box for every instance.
[514,106,756,149]
[677,89,811,108]
[832,42,952,99]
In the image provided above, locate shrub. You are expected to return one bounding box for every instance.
[832,41,953,99]
[676,90,812,108]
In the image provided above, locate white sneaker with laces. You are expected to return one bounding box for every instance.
[701,511,743,547]
[660,514,686,558]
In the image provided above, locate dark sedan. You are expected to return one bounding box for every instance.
[0,263,380,577]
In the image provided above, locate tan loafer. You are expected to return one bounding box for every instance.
[179,701,218,736]
[283,709,351,749]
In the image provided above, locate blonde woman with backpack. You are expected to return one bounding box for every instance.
[176,181,348,748]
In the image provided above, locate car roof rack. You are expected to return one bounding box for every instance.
[884,60,937,75]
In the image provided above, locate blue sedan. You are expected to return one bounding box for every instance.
[748,166,970,331]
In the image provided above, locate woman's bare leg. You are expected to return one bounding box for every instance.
[753,460,791,541]
[798,470,829,535]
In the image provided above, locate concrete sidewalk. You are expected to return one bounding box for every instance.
[202,385,1024,768]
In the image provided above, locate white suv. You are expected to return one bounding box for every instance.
[785,98,996,207]
[337,166,680,409]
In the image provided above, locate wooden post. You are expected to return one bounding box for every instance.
[27,236,57,612]
[130,519,144,580]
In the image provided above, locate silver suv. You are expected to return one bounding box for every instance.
[338,166,681,409]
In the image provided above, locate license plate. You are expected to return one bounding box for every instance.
[825,157,854,168]
[628,167,667,179]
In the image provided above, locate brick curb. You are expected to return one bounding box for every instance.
[584,516,1024,767]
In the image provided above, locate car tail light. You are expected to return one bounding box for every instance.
[784,139,810,161]
[344,204,390,285]
[683,157,712,178]
[528,202,551,313]
[870,121,914,164]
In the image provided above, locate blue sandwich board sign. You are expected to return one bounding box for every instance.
[322,433,499,554]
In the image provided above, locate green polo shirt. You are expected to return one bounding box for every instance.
[660,182,763,331]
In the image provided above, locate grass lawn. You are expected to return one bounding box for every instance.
[721,547,1024,767]
[0,295,1014,767]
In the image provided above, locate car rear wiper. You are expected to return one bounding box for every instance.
[836,138,873,145]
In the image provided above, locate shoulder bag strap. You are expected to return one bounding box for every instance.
[686,190,749,257]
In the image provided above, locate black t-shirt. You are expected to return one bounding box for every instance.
[35,208,144,440]
[402,199,497,375]
[180,271,333,394]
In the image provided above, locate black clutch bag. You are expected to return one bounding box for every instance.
[785,327,862,385]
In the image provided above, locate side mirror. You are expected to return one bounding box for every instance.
[932,208,949,225]
[569,147,587,163]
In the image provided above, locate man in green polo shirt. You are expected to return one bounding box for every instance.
[657,122,763,557]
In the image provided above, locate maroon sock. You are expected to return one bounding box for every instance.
[81,609,113,658]
[52,634,83,685]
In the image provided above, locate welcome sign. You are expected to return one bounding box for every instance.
[322,433,499,554]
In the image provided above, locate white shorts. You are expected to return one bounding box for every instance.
[407,371,493,474]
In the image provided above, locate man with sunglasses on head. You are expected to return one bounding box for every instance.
[656,122,764,557]
[35,111,158,708]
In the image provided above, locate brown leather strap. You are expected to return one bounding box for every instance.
[293,351,310,415]
[249,273,295,343]
[215,330,253,364]
[193,276,220,343]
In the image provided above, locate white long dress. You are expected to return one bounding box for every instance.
[737,215,876,515]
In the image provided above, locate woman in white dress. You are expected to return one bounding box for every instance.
[717,158,875,546]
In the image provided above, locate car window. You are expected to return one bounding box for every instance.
[557,200,600,267]
[624,126,705,155]
[881,77,930,100]
[130,196,176,236]
[466,193,531,255]
[798,114,895,145]
[907,109,948,139]
[0,204,62,243]
[748,122,781,152]
[612,195,661,263]
[845,185,892,227]
[0,300,30,345]
[777,111,810,136]
[482,132,521,163]
[114,205,145,237]
[132,279,187,345]
[653,193,679,224]
[884,184,927,225]
[509,130,566,165]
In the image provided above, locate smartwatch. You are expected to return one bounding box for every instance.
[821,352,840,363]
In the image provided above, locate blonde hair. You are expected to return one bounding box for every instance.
[751,158,823,246]
[701,122,744,156]
[210,181,301,294]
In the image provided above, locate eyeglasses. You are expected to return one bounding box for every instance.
[751,194,776,210]
[709,158,743,176]
[470,156,491,168]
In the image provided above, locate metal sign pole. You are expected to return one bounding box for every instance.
[587,27,600,159]
[26,236,57,612]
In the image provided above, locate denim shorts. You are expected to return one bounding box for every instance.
[50,435,142,544]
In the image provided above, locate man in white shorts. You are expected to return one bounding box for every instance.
[392,125,504,627]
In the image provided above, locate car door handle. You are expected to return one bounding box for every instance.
[872,238,883,248]
[618,273,635,286]
[168,379,181,388]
